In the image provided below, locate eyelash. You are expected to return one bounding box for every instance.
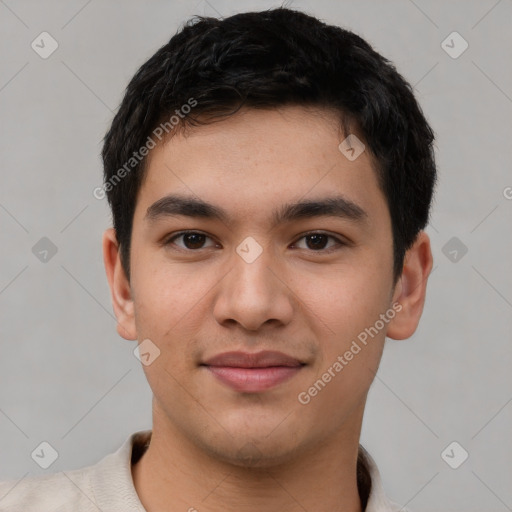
[163,230,346,254]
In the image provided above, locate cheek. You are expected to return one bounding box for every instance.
[132,262,213,336]
[300,263,392,342]
[298,264,391,393]
[298,287,387,423]
[131,258,234,370]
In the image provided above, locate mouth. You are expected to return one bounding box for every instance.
[201,350,305,393]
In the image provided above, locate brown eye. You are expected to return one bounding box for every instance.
[292,232,344,252]
[304,234,329,250]
[182,233,207,249]
[166,231,217,250]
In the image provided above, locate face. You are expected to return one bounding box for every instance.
[105,106,425,468]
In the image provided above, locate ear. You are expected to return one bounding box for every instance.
[386,231,433,340]
[102,228,137,341]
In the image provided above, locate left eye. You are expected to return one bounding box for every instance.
[291,233,343,252]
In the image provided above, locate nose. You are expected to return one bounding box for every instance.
[212,244,294,332]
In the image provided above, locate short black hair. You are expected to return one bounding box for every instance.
[101,7,436,282]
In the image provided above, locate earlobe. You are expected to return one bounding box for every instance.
[386,231,433,341]
[102,228,137,341]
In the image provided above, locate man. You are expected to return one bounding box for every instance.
[0,7,435,511]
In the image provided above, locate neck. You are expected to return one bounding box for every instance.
[132,407,366,512]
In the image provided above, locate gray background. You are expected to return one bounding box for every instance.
[1,0,511,510]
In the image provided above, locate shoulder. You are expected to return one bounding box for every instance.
[0,465,97,512]
[0,430,151,512]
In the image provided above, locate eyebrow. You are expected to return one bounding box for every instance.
[145,194,368,227]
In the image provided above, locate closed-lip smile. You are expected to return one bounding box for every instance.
[201,350,305,392]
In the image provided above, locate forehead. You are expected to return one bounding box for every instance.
[135,106,387,227]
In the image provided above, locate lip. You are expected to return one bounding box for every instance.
[202,351,304,393]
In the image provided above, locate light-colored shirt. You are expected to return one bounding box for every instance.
[0,430,406,511]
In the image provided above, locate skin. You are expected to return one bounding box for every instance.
[103,106,433,512]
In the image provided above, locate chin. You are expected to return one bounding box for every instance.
[206,438,301,469]
[197,417,312,470]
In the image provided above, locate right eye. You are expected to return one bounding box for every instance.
[164,231,219,251]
